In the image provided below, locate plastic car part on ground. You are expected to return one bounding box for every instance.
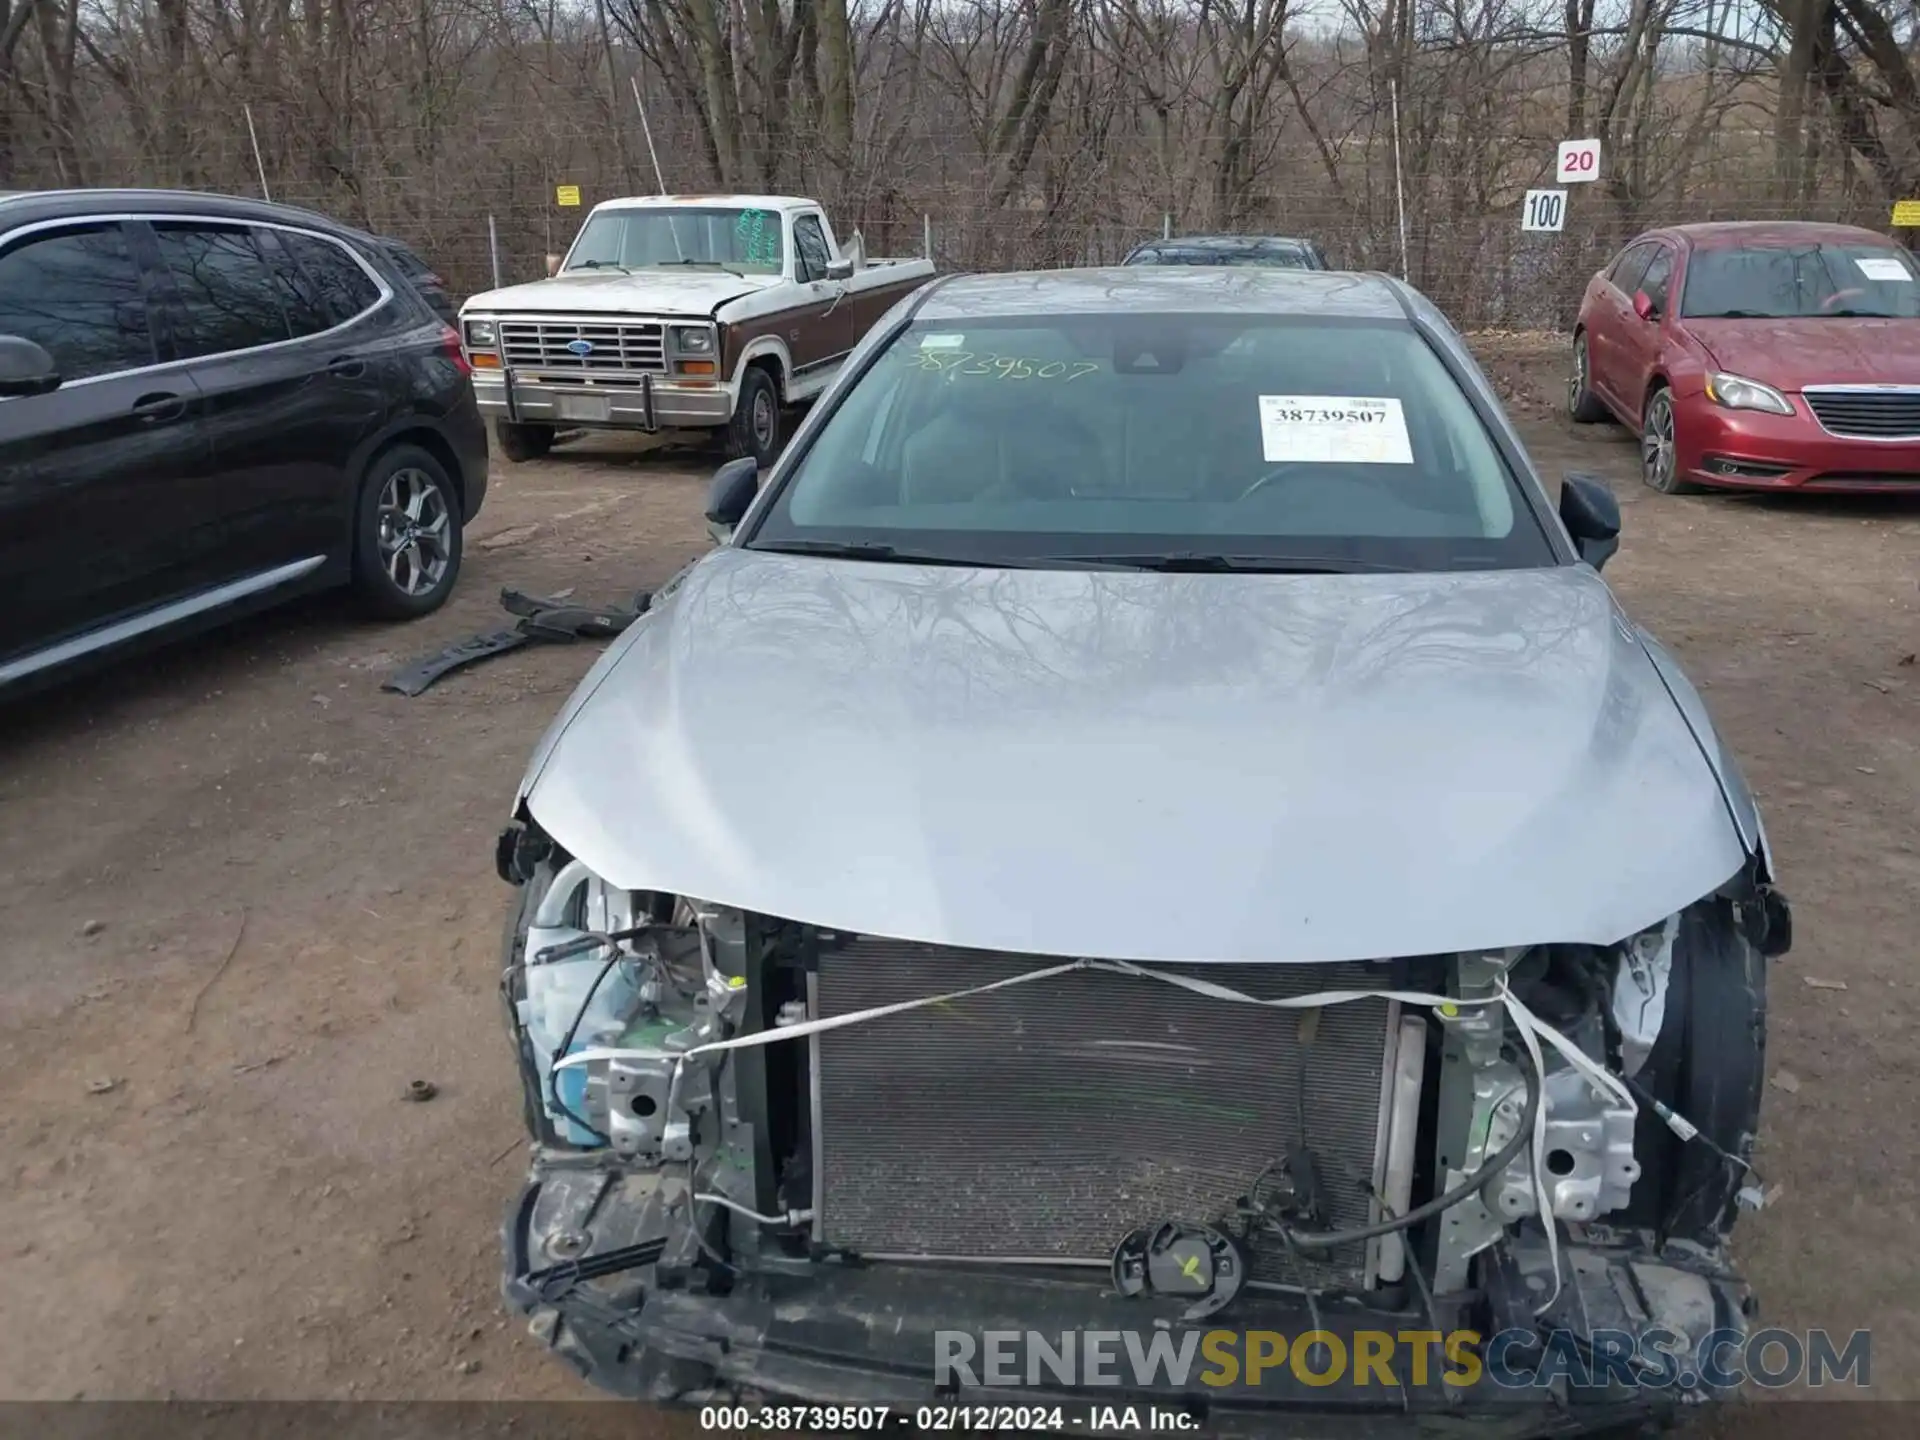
[381,586,651,697]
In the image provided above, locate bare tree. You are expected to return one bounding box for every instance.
[0,0,1904,324]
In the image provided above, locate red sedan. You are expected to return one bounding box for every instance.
[1569,220,1920,494]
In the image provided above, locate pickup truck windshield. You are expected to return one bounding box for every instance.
[1681,244,1920,318]
[749,315,1554,573]
[564,206,786,276]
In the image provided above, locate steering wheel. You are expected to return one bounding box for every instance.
[1821,287,1866,312]
[1236,463,1396,504]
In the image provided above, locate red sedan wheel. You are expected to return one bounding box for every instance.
[1640,389,1701,496]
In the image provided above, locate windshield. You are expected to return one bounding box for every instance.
[1130,245,1318,269]
[1680,243,1920,318]
[747,314,1554,573]
[563,206,784,275]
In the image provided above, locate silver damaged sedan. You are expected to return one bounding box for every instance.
[494,268,1791,1433]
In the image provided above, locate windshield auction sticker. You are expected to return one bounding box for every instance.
[1855,256,1912,282]
[1258,395,1414,465]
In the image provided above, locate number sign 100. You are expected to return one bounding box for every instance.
[1523,190,1566,232]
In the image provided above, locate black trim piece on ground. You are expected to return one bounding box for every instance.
[381,586,650,696]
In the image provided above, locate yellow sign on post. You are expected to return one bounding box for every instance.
[1891,199,1920,228]
[555,185,582,208]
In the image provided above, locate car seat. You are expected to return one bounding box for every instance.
[902,384,1108,505]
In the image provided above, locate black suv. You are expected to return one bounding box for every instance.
[368,234,459,325]
[0,189,488,695]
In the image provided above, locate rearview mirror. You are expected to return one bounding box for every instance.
[825,257,854,282]
[1632,291,1655,321]
[0,334,61,398]
[705,456,761,544]
[1560,472,1621,570]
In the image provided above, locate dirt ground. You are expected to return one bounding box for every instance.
[2,333,1916,1413]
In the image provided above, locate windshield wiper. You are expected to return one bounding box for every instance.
[1688,309,1772,319]
[569,260,634,274]
[751,538,1019,568]
[659,258,746,279]
[1041,551,1409,574]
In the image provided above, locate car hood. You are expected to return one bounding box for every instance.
[461,270,773,317]
[1682,317,1920,387]
[519,550,1750,966]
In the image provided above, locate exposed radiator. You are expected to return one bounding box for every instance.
[810,939,1400,1289]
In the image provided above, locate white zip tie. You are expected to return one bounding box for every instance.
[558,953,1638,1314]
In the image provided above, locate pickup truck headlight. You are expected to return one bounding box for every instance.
[1705,372,1793,416]
[464,318,498,350]
[670,325,714,354]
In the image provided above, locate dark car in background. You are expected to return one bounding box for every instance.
[1124,234,1330,270]
[0,188,488,697]
[1570,220,1920,494]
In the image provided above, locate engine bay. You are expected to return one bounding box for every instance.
[497,818,1778,1412]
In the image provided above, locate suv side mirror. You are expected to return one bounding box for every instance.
[705,456,761,543]
[1561,472,1621,570]
[825,257,854,282]
[1632,290,1656,321]
[0,334,61,398]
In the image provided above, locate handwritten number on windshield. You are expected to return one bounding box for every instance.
[734,209,778,266]
[909,350,1100,383]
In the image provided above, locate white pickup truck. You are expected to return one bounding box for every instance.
[457,194,936,466]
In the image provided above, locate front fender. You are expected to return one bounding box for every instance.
[1636,625,1775,883]
[729,336,793,397]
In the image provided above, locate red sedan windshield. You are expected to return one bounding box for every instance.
[1681,244,1920,320]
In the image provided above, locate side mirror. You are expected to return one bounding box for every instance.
[1632,290,1655,321]
[704,456,761,544]
[544,253,562,277]
[825,257,854,283]
[0,334,61,398]
[1560,472,1621,571]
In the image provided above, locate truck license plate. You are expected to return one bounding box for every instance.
[558,394,611,423]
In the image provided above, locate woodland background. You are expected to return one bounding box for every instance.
[0,0,1916,323]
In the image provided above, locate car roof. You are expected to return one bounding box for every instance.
[914,267,1408,321]
[1644,220,1895,251]
[590,193,815,214]
[0,186,366,239]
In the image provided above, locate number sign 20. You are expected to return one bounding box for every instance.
[1556,138,1602,182]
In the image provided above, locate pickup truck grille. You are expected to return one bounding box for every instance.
[1804,389,1920,440]
[498,319,667,374]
